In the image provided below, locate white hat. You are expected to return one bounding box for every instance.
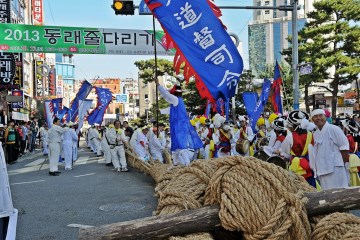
[311,109,325,118]
[238,115,246,121]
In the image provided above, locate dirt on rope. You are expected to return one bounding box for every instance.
[124,149,360,240]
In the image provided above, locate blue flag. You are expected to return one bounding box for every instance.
[67,80,93,122]
[242,92,258,117]
[145,0,243,103]
[58,107,69,122]
[87,87,113,125]
[50,98,63,119]
[244,79,271,131]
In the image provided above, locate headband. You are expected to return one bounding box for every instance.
[311,109,325,118]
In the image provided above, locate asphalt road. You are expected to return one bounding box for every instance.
[7,142,158,240]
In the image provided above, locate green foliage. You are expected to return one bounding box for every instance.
[182,80,207,116]
[282,0,360,117]
[134,59,175,84]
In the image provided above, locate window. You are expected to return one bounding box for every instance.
[257,11,261,16]
[265,10,270,14]
[265,1,270,5]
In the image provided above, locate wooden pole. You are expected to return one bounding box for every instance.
[79,187,360,240]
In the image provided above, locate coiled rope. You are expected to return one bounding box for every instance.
[125,149,360,240]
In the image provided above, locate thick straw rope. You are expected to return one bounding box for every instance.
[311,212,360,240]
[125,149,360,240]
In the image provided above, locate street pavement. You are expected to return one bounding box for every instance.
[7,140,158,240]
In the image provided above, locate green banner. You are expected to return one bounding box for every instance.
[0,23,175,55]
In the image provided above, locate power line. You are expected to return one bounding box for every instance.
[45,0,56,25]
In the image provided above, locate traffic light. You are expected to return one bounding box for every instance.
[112,0,134,15]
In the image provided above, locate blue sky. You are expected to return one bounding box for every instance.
[43,0,253,80]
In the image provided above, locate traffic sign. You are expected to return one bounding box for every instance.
[115,94,128,103]
[139,0,152,15]
[299,65,313,75]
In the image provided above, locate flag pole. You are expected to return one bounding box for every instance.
[153,16,159,137]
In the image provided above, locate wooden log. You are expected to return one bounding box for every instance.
[79,187,360,240]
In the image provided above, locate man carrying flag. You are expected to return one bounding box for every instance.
[271,60,283,114]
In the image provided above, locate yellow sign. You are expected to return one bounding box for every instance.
[337,97,344,107]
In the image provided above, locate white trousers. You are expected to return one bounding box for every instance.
[62,143,73,169]
[42,139,48,155]
[91,138,102,155]
[49,142,61,172]
[101,141,112,164]
[72,145,78,161]
[172,149,190,166]
[111,145,127,169]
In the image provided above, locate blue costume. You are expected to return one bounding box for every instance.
[170,97,203,151]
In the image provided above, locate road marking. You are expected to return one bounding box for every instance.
[67,224,94,229]
[74,156,89,165]
[8,164,50,176]
[11,180,45,185]
[74,173,95,178]
[25,158,45,167]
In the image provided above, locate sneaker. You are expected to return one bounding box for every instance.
[121,167,129,172]
[116,168,121,172]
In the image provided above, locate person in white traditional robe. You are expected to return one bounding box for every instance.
[130,127,141,150]
[135,126,150,161]
[88,124,102,156]
[40,125,49,155]
[149,127,165,163]
[48,118,69,176]
[311,109,349,190]
[62,122,78,170]
[236,115,255,156]
[0,143,18,240]
[107,120,128,172]
[101,124,113,166]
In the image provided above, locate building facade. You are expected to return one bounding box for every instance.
[248,0,315,76]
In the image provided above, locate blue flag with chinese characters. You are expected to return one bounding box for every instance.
[50,98,63,119]
[66,80,93,122]
[145,0,243,103]
[87,87,113,125]
[244,79,271,131]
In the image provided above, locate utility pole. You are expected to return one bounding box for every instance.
[291,0,299,110]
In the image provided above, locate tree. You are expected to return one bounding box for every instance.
[134,59,175,84]
[182,80,207,116]
[284,0,360,118]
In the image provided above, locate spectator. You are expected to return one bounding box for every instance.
[29,118,39,152]
[4,120,17,164]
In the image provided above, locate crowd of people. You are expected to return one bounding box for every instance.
[2,103,359,192]
[0,118,40,165]
[79,107,360,192]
